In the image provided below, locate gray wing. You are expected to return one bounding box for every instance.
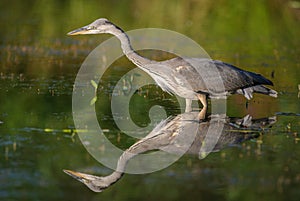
[160,57,273,94]
[213,60,273,89]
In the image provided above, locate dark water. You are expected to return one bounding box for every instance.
[1,1,300,201]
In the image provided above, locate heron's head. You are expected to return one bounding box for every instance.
[67,18,117,36]
[63,169,109,192]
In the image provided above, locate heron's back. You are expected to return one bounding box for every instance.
[149,58,274,99]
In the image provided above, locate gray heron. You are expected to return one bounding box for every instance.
[68,18,277,112]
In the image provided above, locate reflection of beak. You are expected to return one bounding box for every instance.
[63,169,87,182]
[67,27,88,35]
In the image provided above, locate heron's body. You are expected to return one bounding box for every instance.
[68,18,277,111]
[146,57,275,99]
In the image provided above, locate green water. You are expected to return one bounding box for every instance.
[0,0,300,200]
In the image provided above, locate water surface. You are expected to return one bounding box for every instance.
[0,1,300,201]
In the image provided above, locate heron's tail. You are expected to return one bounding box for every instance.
[252,85,278,98]
[237,85,277,100]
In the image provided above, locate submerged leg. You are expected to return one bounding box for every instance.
[197,94,207,108]
[185,99,192,112]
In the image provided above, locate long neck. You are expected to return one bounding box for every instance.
[102,151,135,186]
[108,27,152,67]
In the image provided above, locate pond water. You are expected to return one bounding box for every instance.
[0,1,300,201]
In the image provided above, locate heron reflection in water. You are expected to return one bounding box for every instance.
[68,18,277,112]
[64,110,276,192]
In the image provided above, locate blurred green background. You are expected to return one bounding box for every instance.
[0,0,300,201]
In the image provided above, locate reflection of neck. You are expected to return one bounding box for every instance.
[102,151,136,185]
[102,171,123,186]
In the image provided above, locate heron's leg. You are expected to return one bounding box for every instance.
[198,107,207,120]
[197,94,207,108]
[185,99,192,112]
